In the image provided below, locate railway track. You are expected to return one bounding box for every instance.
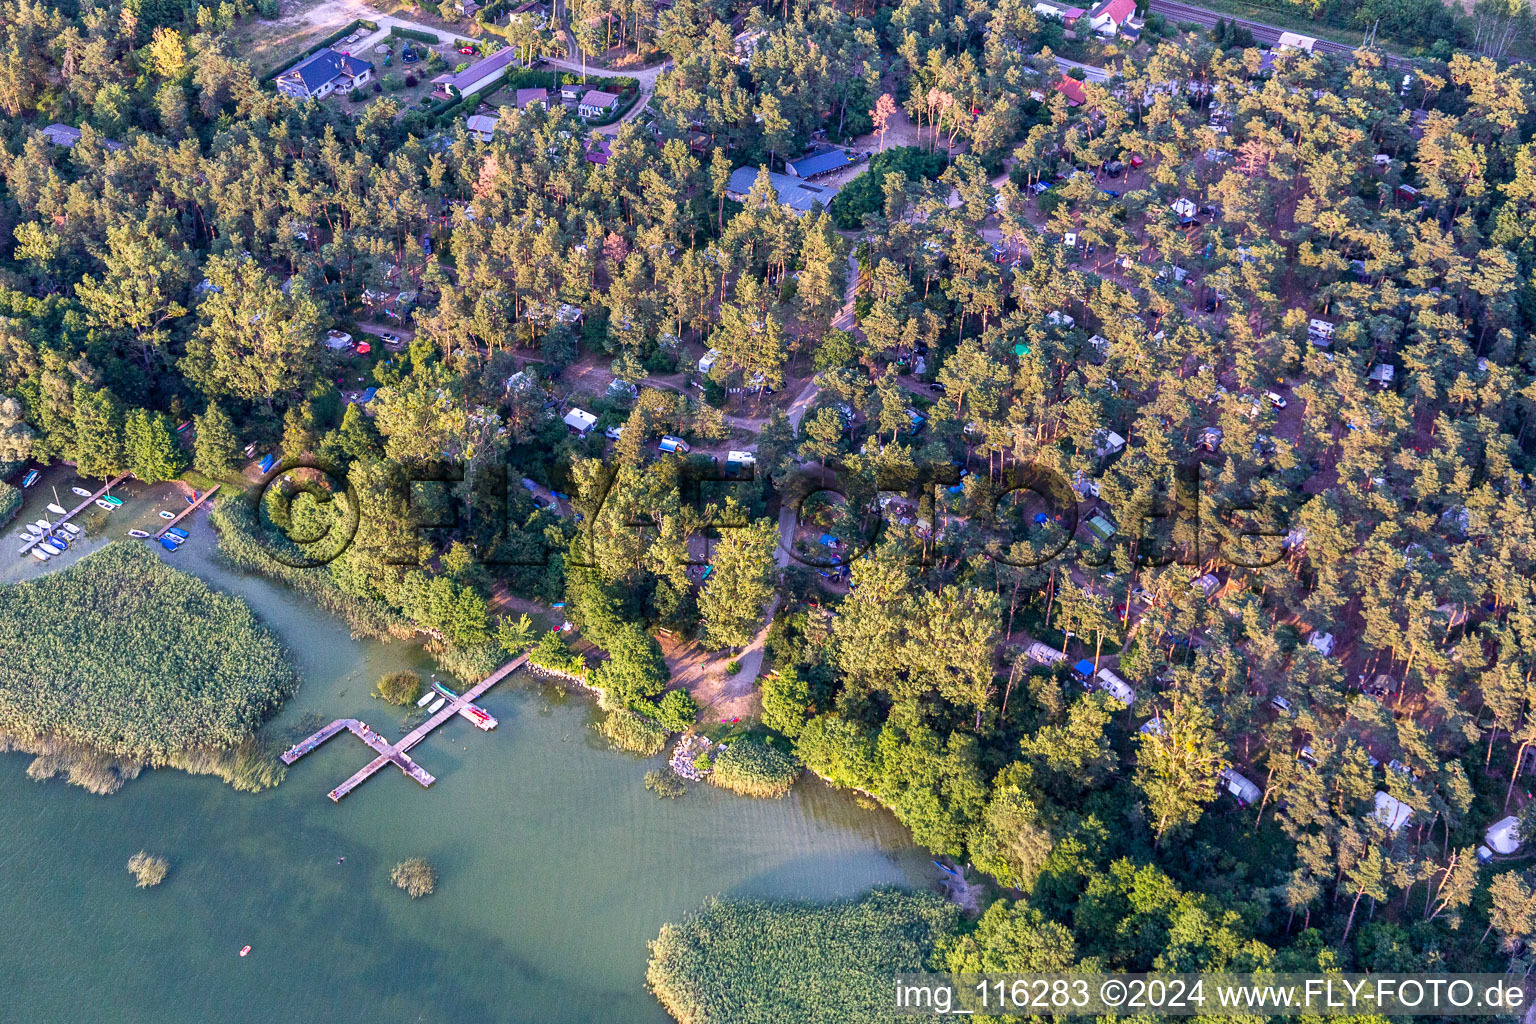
[1147,0,1413,70]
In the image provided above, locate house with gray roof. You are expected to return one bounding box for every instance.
[276,49,375,100]
[432,46,520,99]
[725,166,838,215]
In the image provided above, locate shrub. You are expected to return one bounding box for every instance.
[653,689,698,731]
[404,73,418,87]
[0,542,298,767]
[645,767,687,798]
[725,659,742,676]
[597,708,667,757]
[0,481,19,530]
[391,857,437,898]
[708,737,802,799]
[375,670,422,706]
[390,25,441,43]
[128,851,169,887]
[647,889,960,1023]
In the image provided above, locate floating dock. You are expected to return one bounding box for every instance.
[280,654,528,801]
[150,484,220,539]
[14,472,132,558]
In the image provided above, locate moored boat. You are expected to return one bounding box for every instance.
[71,486,92,498]
[159,537,180,552]
[46,502,66,515]
[157,510,176,519]
[30,548,48,560]
[427,697,446,713]
[102,495,123,507]
[33,519,50,532]
[60,522,81,537]
[37,540,62,556]
[167,527,189,539]
[95,499,116,511]
[128,529,149,539]
[21,469,38,487]
[415,690,435,708]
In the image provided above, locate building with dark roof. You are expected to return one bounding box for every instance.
[276,48,375,100]
[785,148,855,179]
[515,87,548,109]
[725,166,838,215]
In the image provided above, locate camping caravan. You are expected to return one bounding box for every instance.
[1307,319,1335,347]
[563,407,597,436]
[1025,642,1066,666]
[1220,768,1262,805]
[1309,631,1336,657]
[1093,429,1126,458]
[659,435,690,454]
[697,348,720,374]
[1094,668,1136,705]
[1483,816,1522,857]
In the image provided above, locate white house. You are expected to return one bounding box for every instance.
[578,90,620,119]
[431,47,520,100]
[276,49,375,100]
[1278,31,1317,51]
[1087,0,1137,35]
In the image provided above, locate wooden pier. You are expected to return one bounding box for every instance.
[151,484,220,539]
[14,472,132,558]
[280,654,529,802]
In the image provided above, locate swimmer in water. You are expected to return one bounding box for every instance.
[337,857,345,865]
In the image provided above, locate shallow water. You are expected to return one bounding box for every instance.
[0,467,931,1023]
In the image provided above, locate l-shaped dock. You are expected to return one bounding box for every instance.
[281,653,528,801]
[14,472,132,558]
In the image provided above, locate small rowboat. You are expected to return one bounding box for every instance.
[21,469,38,487]
[60,523,80,537]
[239,946,251,958]
[46,502,66,515]
[37,540,62,556]
[158,510,176,519]
[102,495,123,507]
[95,499,116,511]
[128,529,150,539]
[30,548,48,561]
[71,486,92,498]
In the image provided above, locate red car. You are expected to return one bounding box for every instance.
[458,46,475,54]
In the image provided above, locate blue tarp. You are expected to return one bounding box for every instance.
[1073,659,1095,678]
[818,534,839,546]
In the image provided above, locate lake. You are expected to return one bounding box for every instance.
[0,468,931,1023]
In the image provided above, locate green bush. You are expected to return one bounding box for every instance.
[391,857,437,897]
[648,889,960,1023]
[375,670,422,706]
[597,708,668,757]
[0,543,297,766]
[708,737,802,798]
[390,25,441,44]
[653,688,698,731]
[128,851,170,887]
[0,480,19,530]
[828,147,948,230]
[645,767,687,798]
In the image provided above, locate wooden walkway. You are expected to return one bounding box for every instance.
[151,484,220,539]
[14,473,132,557]
[280,654,529,802]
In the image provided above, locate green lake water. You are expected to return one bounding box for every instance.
[0,469,932,1024]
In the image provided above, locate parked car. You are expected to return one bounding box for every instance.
[1265,390,1288,409]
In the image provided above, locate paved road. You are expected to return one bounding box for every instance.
[1054,56,1110,83]
[538,54,671,136]
[1148,0,1410,69]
